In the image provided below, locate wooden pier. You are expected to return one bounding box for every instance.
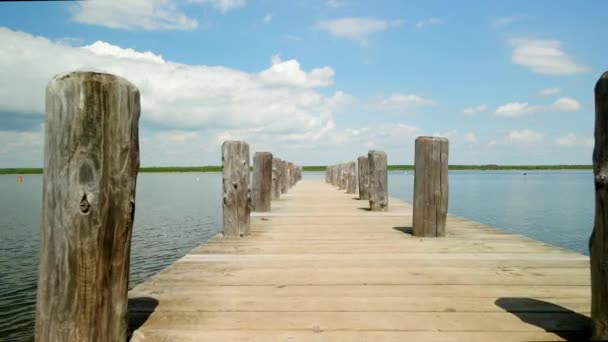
[127,179,591,341]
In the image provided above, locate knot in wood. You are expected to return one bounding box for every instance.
[79,194,90,214]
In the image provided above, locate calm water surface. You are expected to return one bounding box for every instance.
[0,170,594,341]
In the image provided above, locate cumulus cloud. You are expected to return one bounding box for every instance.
[71,0,245,31]
[494,97,581,117]
[258,55,334,88]
[415,17,443,29]
[538,87,561,96]
[555,133,593,147]
[463,104,487,116]
[510,38,588,75]
[509,129,544,144]
[0,27,348,145]
[370,93,436,111]
[313,17,402,44]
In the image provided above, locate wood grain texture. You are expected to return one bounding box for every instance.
[252,152,272,212]
[346,161,357,194]
[222,141,251,237]
[413,136,449,237]
[36,71,140,342]
[128,179,591,341]
[280,160,289,194]
[368,150,388,211]
[358,156,369,200]
[271,157,281,200]
[592,71,608,340]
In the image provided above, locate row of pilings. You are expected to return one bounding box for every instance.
[221,141,302,238]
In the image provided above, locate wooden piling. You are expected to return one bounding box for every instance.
[368,150,388,211]
[412,136,449,237]
[222,141,251,237]
[35,72,140,342]
[592,71,608,340]
[271,157,281,200]
[347,161,357,194]
[252,152,273,212]
[281,160,289,194]
[358,156,370,200]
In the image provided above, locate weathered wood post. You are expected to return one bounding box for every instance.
[36,72,140,342]
[271,157,281,200]
[368,150,388,211]
[412,136,449,237]
[347,161,357,194]
[222,141,251,237]
[592,71,608,340]
[252,152,273,212]
[288,162,294,188]
[338,163,346,190]
[281,160,289,194]
[358,156,370,200]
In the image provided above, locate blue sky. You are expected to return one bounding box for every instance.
[0,0,606,167]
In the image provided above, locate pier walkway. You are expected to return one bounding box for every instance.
[128,179,590,341]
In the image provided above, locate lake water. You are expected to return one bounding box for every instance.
[0,170,594,341]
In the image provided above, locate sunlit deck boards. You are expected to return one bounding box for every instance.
[128,179,591,341]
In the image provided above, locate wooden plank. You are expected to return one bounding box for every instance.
[128,179,591,340]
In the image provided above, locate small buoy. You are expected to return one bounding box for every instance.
[523,173,527,176]
[17,176,23,184]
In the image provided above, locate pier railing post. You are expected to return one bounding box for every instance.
[368,150,388,211]
[358,156,370,200]
[412,136,449,237]
[272,157,281,200]
[222,141,251,237]
[252,152,272,212]
[592,71,608,340]
[35,72,140,342]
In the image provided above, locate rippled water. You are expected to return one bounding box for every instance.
[0,173,222,341]
[0,170,594,341]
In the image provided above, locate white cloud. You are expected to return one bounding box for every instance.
[463,133,477,143]
[538,87,561,96]
[494,97,581,117]
[370,93,436,111]
[555,133,593,147]
[0,125,44,167]
[415,17,443,29]
[314,17,402,44]
[510,38,588,75]
[492,16,515,28]
[509,129,544,144]
[263,13,272,23]
[258,55,334,88]
[71,0,245,31]
[326,0,343,8]
[463,104,487,116]
[0,27,347,146]
[193,0,246,13]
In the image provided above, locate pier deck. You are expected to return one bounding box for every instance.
[128,179,590,341]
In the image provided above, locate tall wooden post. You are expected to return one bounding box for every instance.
[338,164,346,190]
[592,71,608,340]
[347,161,357,194]
[358,156,370,200]
[281,160,289,194]
[36,72,140,342]
[271,157,281,200]
[288,162,293,188]
[368,150,388,211]
[222,141,251,237]
[252,152,272,212]
[412,136,449,237]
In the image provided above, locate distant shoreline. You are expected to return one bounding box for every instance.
[0,165,592,174]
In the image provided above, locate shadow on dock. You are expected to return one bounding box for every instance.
[495,297,590,341]
[392,226,413,235]
[127,296,158,340]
